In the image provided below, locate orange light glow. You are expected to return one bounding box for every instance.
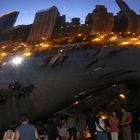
[109,36,117,41]
[78,34,82,37]
[92,38,101,42]
[1,52,7,57]
[42,44,50,48]
[119,94,126,100]
[120,41,130,45]
[24,52,32,57]
[131,38,138,41]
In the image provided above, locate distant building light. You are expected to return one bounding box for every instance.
[35,44,39,47]
[24,52,32,57]
[78,34,82,37]
[120,41,130,46]
[61,26,64,29]
[2,62,6,66]
[126,32,131,34]
[40,43,44,46]
[92,38,101,42]
[1,52,7,57]
[59,49,63,53]
[109,36,117,41]
[131,38,138,41]
[42,44,50,48]
[41,37,46,40]
[2,46,6,49]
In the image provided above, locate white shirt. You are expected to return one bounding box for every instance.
[96,118,105,131]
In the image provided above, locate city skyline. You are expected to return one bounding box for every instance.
[0,0,140,26]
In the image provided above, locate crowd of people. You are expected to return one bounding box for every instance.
[2,108,140,140]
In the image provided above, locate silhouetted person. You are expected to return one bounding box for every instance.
[67,114,77,140]
[46,117,59,140]
[14,115,40,140]
[132,110,140,140]
[86,113,96,140]
[120,108,132,140]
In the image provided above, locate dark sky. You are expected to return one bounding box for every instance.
[0,0,140,25]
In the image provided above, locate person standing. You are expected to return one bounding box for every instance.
[14,115,40,140]
[86,113,96,140]
[67,114,77,140]
[95,110,108,140]
[132,110,140,140]
[121,108,132,140]
[109,111,119,140]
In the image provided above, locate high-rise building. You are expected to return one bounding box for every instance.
[0,25,31,43]
[115,0,140,33]
[71,18,80,26]
[0,11,19,31]
[27,6,60,43]
[58,15,66,27]
[85,13,93,25]
[90,5,114,34]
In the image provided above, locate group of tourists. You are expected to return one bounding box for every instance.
[2,108,140,140]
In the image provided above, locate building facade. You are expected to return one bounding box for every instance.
[0,11,19,31]
[90,5,114,34]
[115,0,140,33]
[27,6,60,43]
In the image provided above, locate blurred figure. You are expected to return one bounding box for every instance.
[67,114,77,140]
[77,115,86,140]
[132,110,140,140]
[121,108,132,140]
[14,115,40,140]
[86,113,96,140]
[3,129,15,140]
[58,119,69,140]
[46,117,59,140]
[109,111,119,140]
[95,110,108,140]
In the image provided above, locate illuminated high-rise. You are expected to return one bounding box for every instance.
[115,0,140,33]
[90,5,114,34]
[28,6,60,43]
[0,11,19,30]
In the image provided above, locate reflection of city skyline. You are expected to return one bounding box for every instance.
[0,0,140,25]
[0,0,140,44]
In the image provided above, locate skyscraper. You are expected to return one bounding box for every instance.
[27,6,60,43]
[0,11,19,31]
[90,5,114,34]
[115,0,140,33]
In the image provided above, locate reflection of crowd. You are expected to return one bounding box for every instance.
[0,82,35,103]
[2,108,140,140]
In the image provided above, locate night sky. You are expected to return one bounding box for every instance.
[0,0,140,25]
